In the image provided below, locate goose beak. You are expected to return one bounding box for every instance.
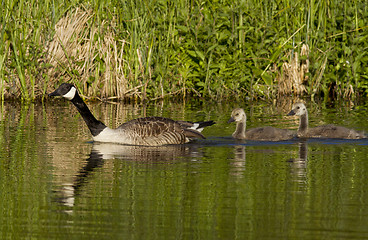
[287,110,295,116]
[48,90,60,97]
[228,117,235,123]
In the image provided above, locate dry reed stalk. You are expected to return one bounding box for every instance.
[47,8,91,74]
[277,43,309,97]
[274,96,303,116]
[311,54,327,97]
[343,84,354,98]
[47,7,130,99]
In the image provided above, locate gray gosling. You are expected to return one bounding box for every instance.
[49,83,215,146]
[228,108,296,141]
[287,102,366,139]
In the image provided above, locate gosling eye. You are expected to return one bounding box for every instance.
[297,106,300,109]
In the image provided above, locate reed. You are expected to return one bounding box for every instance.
[0,0,367,101]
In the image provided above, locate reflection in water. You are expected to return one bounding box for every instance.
[60,148,105,208]
[90,142,198,161]
[56,143,200,209]
[289,140,308,186]
[3,101,368,239]
[230,145,246,177]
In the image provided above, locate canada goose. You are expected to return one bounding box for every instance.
[49,83,215,146]
[228,108,296,141]
[287,102,366,139]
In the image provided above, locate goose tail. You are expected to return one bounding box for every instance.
[183,129,206,139]
[178,120,216,132]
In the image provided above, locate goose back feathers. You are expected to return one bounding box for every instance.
[228,108,296,141]
[287,102,366,139]
[49,83,215,146]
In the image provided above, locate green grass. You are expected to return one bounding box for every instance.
[1,0,368,101]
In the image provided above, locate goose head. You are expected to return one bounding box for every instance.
[49,83,77,100]
[287,102,307,117]
[228,108,246,123]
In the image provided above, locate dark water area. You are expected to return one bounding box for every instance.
[1,99,368,239]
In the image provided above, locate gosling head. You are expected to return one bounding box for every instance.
[228,108,246,123]
[49,83,77,100]
[287,102,307,117]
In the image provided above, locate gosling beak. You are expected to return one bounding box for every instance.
[228,117,235,123]
[287,110,295,116]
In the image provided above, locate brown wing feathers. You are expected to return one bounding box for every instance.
[119,117,212,141]
[183,129,206,139]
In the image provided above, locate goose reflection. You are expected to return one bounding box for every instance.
[56,142,200,210]
[229,145,246,177]
[288,140,308,184]
[90,142,199,161]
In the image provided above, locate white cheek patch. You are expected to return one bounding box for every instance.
[63,87,76,100]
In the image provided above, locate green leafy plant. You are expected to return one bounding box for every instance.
[1,0,367,101]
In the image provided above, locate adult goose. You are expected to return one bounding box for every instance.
[228,108,296,141]
[49,83,215,146]
[287,102,366,139]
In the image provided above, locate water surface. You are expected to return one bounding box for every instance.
[0,100,368,239]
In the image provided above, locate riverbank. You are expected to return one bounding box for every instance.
[1,1,367,102]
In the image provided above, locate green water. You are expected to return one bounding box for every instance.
[1,100,368,239]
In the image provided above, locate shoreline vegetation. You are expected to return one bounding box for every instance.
[1,1,367,102]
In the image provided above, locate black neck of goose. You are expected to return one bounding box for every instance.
[299,112,308,135]
[71,93,107,136]
[234,121,246,138]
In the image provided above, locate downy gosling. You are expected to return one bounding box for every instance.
[287,102,366,139]
[228,108,296,141]
[49,83,215,146]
